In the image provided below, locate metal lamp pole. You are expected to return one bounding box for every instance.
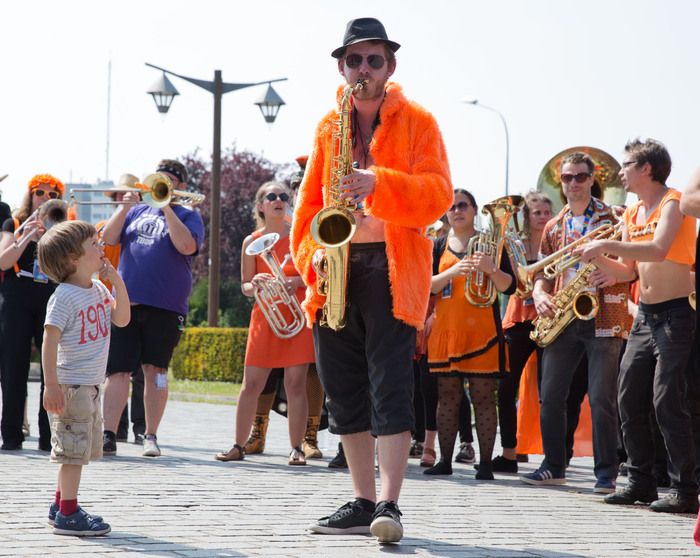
[146,63,287,326]
[463,97,510,196]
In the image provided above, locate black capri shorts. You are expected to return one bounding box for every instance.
[107,304,183,375]
[313,243,416,437]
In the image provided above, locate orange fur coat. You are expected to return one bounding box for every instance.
[291,82,453,329]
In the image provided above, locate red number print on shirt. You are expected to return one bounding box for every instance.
[78,302,109,345]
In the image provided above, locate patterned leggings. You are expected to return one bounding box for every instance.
[437,376,497,464]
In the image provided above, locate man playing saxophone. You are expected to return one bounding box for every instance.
[581,139,698,514]
[521,152,629,492]
[291,17,452,544]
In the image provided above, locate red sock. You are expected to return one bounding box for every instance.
[59,499,78,516]
[54,491,61,506]
[694,509,700,547]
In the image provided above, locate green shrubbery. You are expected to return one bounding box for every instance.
[171,327,248,383]
[187,277,253,328]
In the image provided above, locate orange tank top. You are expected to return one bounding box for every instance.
[623,188,696,265]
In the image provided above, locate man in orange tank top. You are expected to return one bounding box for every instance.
[579,139,698,514]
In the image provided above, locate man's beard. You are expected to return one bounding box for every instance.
[352,77,388,102]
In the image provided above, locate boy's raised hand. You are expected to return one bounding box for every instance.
[99,258,119,284]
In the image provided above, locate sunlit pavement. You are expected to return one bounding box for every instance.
[0,382,697,557]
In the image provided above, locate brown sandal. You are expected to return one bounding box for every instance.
[215,443,245,462]
[288,446,307,466]
[420,447,436,467]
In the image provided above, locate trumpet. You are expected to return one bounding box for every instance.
[13,200,69,250]
[245,232,306,339]
[70,173,205,208]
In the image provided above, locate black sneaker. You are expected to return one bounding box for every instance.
[328,443,348,469]
[604,484,658,506]
[308,499,375,534]
[370,500,403,543]
[102,431,117,456]
[133,433,145,446]
[491,455,518,473]
[650,493,699,514]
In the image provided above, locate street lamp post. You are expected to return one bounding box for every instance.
[146,63,287,326]
[462,97,510,196]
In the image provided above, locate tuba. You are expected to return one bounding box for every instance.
[537,146,627,214]
[245,232,306,339]
[529,225,621,347]
[309,79,366,330]
[465,195,524,307]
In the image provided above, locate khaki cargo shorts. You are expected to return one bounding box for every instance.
[49,385,103,465]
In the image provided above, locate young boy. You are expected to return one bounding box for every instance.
[38,221,130,536]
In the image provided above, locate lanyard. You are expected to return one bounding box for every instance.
[565,199,595,243]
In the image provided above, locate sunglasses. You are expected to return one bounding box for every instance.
[264,192,290,203]
[33,189,60,199]
[345,53,386,70]
[561,172,592,184]
[448,201,472,212]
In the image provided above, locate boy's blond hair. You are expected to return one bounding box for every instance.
[38,220,96,283]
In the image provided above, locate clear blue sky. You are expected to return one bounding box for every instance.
[1,0,698,210]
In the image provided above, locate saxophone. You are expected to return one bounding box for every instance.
[530,225,621,347]
[309,79,366,330]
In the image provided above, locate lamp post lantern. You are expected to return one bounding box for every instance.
[146,62,287,326]
[462,97,510,196]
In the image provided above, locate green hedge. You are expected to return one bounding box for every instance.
[171,327,248,382]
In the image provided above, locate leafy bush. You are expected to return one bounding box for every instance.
[187,277,253,328]
[171,327,248,383]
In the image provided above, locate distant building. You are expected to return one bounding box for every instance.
[67,180,115,224]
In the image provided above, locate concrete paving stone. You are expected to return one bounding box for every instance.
[2,383,698,557]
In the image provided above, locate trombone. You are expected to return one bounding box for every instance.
[70,173,205,209]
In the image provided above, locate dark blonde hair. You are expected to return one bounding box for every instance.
[252,181,292,229]
[522,190,553,238]
[38,221,96,283]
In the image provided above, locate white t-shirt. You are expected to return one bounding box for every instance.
[44,280,114,386]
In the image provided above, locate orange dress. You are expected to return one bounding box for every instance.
[428,248,508,376]
[244,231,315,367]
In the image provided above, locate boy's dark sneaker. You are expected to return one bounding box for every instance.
[53,508,110,536]
[370,500,403,543]
[308,499,375,534]
[133,433,145,446]
[48,503,103,527]
[103,431,117,456]
[650,493,699,514]
[604,484,658,506]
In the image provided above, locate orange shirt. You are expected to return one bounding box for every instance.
[623,188,696,265]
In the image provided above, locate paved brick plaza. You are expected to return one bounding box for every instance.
[0,383,697,557]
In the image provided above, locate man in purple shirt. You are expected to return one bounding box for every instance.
[101,159,204,457]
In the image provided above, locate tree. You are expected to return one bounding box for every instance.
[181,146,286,284]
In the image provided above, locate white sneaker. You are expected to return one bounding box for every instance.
[142,435,161,457]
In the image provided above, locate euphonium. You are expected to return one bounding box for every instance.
[529,225,621,347]
[309,79,366,330]
[465,195,524,307]
[245,232,306,339]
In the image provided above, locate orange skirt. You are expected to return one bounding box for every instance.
[244,293,315,368]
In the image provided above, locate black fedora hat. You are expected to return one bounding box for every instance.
[331,17,401,59]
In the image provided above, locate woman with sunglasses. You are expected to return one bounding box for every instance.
[216,181,314,465]
[425,189,515,478]
[495,190,553,472]
[0,174,65,451]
